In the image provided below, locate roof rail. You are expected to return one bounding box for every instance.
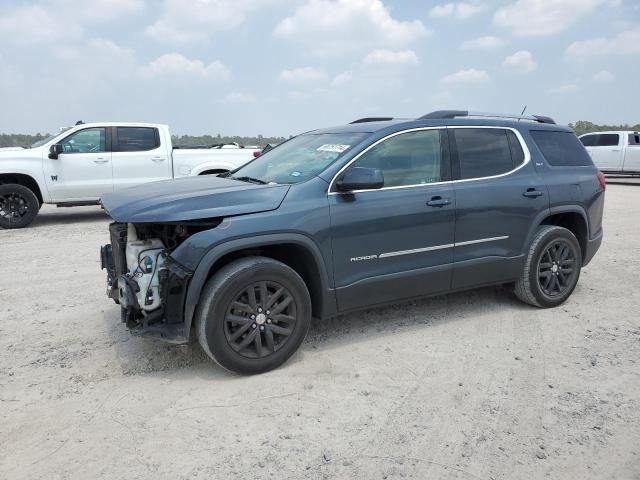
[350,117,394,124]
[419,110,556,124]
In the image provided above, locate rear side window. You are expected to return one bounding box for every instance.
[629,133,640,146]
[115,127,159,152]
[530,130,593,167]
[580,134,596,146]
[595,134,619,147]
[452,128,517,180]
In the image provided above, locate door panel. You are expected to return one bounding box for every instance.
[330,186,455,310]
[43,127,113,202]
[623,134,640,171]
[589,133,623,170]
[449,127,549,289]
[111,127,171,190]
[328,128,455,312]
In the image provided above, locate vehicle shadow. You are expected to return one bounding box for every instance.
[104,284,528,379]
[31,207,109,227]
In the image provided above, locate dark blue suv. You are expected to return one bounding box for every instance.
[100,110,605,374]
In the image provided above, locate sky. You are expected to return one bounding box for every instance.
[0,0,638,136]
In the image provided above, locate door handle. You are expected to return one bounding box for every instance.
[93,158,109,163]
[151,157,166,162]
[611,149,621,152]
[523,188,544,198]
[426,196,451,207]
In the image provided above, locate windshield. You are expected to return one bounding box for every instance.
[231,132,368,184]
[31,133,59,148]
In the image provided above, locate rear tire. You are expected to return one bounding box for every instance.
[195,256,312,374]
[0,184,39,229]
[514,225,582,308]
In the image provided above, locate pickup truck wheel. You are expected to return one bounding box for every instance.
[0,184,39,229]
[195,256,311,374]
[514,225,582,308]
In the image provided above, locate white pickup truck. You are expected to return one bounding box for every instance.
[0,122,260,228]
[579,131,640,175]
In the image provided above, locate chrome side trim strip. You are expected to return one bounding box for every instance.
[327,126,532,195]
[377,236,510,259]
[455,235,510,247]
[378,243,454,259]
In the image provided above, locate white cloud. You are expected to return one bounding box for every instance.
[145,0,279,44]
[0,5,82,45]
[273,0,428,55]
[430,2,484,19]
[279,67,328,84]
[225,92,256,103]
[494,0,601,37]
[502,50,537,73]
[363,49,419,66]
[592,70,614,83]
[56,0,145,21]
[567,28,640,59]
[461,36,505,50]
[138,53,231,80]
[441,68,490,85]
[331,71,353,87]
[550,83,579,94]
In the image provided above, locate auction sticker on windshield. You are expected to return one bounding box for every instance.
[317,144,350,153]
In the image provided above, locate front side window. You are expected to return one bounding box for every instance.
[595,134,620,147]
[628,133,640,146]
[452,128,516,180]
[348,129,443,187]
[116,127,159,152]
[60,128,106,153]
[231,132,368,184]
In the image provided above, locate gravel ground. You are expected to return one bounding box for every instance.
[1,185,639,480]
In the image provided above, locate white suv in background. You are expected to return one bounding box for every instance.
[579,131,640,174]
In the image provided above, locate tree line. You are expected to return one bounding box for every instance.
[0,132,287,149]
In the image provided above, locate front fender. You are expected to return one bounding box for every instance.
[0,152,51,202]
[177,233,335,339]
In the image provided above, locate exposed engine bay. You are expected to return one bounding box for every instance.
[100,221,218,341]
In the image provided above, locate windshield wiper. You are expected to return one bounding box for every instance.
[232,176,268,185]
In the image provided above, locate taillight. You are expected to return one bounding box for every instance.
[597,171,606,191]
[253,151,262,158]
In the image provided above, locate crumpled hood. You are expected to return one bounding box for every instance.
[100,176,290,223]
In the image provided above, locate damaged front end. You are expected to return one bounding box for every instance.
[100,221,216,343]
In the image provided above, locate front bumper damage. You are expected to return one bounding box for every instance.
[100,223,193,344]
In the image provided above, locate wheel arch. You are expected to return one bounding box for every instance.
[0,173,44,204]
[527,206,590,261]
[182,234,336,339]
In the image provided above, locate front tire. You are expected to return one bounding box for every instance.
[0,184,39,229]
[195,256,312,374]
[514,225,582,308]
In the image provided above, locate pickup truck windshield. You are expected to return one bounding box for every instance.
[31,134,58,148]
[231,132,367,184]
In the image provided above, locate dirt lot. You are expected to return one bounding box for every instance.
[1,185,639,480]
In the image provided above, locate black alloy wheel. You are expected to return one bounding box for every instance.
[224,281,298,359]
[537,239,578,297]
[0,184,39,229]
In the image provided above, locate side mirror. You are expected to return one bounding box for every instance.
[336,167,384,192]
[48,144,64,159]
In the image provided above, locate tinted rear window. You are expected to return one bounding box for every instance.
[580,134,596,146]
[116,127,159,152]
[452,129,516,179]
[595,134,619,147]
[530,131,593,167]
